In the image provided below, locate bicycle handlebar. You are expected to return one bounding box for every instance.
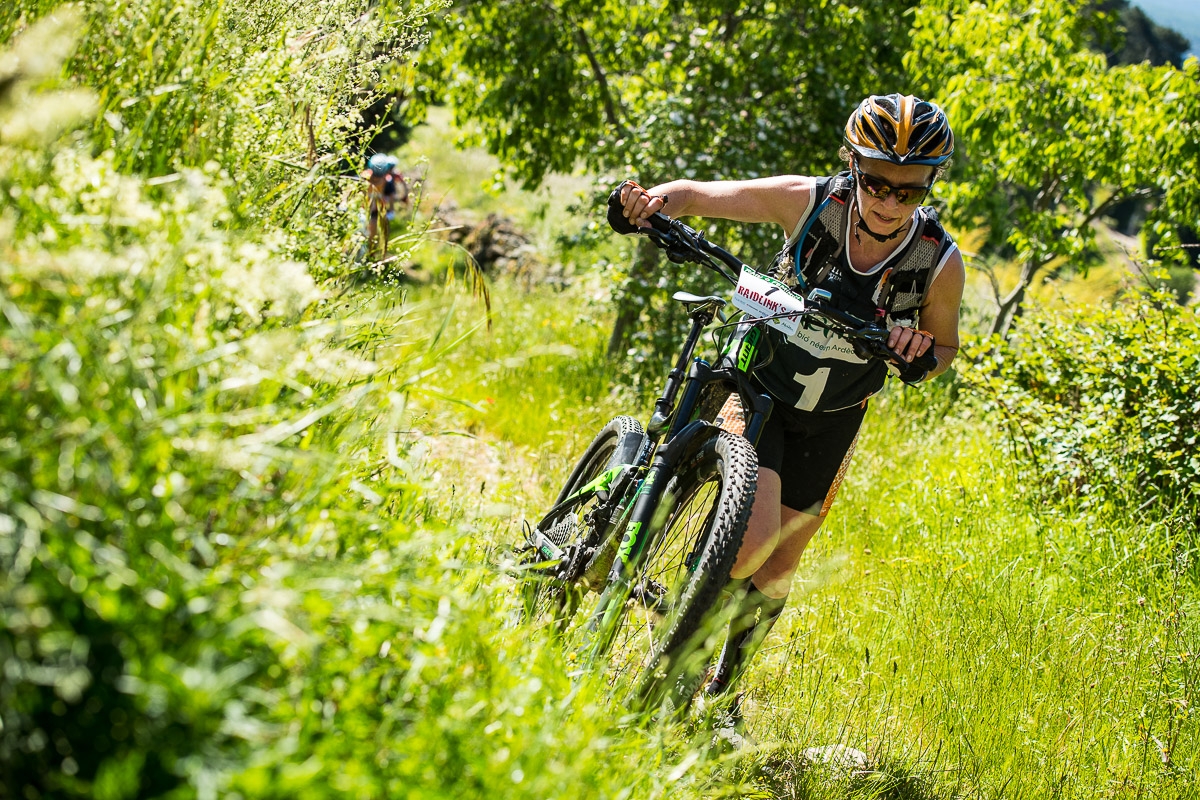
[605,185,937,377]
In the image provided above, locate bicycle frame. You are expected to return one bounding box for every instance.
[568,295,778,663]
[539,194,934,667]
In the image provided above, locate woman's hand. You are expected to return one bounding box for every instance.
[618,181,669,228]
[886,326,934,363]
[886,326,937,384]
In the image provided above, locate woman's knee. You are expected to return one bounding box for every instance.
[751,512,824,597]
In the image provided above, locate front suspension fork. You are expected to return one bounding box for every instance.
[578,420,712,662]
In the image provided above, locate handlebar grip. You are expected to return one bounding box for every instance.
[606,184,673,235]
[606,187,641,235]
[893,346,938,385]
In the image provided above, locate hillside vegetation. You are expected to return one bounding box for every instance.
[1,2,1198,800]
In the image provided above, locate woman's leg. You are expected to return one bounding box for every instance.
[751,507,823,598]
[729,467,782,583]
[729,469,824,599]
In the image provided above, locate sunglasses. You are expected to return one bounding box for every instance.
[853,163,932,206]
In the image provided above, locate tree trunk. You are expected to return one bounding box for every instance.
[607,238,657,358]
[990,257,1045,338]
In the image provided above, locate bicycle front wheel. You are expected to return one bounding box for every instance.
[605,430,758,715]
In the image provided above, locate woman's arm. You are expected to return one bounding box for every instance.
[620,176,816,236]
[887,248,965,379]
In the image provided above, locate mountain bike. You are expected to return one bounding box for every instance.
[514,185,936,715]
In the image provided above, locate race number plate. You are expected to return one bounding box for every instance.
[731,267,804,337]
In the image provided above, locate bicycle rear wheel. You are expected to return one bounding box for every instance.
[603,430,757,715]
[518,415,646,626]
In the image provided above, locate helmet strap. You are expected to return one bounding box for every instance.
[851,197,909,244]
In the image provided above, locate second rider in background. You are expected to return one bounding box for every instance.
[618,94,965,724]
[362,152,410,256]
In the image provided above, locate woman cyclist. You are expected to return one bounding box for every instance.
[362,152,409,257]
[617,94,965,723]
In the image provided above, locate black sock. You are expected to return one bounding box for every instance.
[706,579,787,694]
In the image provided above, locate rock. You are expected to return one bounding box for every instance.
[800,743,870,773]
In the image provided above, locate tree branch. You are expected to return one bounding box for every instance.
[573,25,622,133]
[1082,186,1155,228]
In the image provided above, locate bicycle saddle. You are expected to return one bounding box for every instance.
[673,292,726,308]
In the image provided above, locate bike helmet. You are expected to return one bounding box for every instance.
[367,153,399,176]
[844,94,954,167]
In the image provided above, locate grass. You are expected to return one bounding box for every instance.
[395,105,611,278]
[746,391,1198,797]
[412,273,1198,799]
[400,107,595,235]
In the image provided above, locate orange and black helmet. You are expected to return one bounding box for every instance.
[844,94,954,167]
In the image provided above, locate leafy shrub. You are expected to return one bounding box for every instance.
[3,0,435,275]
[963,284,1200,514]
[0,9,430,797]
[0,13,736,800]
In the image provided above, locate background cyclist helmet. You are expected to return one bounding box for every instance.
[367,152,399,176]
[844,94,954,167]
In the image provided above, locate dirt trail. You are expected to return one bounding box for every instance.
[404,407,551,545]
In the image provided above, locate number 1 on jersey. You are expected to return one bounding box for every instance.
[792,367,832,412]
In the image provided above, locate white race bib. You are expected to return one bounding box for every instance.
[731,267,805,337]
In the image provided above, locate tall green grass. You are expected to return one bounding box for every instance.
[4,4,1196,799]
[386,100,1199,795]
[416,269,1198,799]
[0,10,756,800]
[731,385,1198,798]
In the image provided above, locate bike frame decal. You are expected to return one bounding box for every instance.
[565,465,629,502]
[633,469,657,499]
[736,326,762,373]
[617,521,642,564]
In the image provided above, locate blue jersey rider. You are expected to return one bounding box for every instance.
[362,152,409,247]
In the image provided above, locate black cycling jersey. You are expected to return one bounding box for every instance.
[756,260,890,413]
[755,172,957,413]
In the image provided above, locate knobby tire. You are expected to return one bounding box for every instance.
[608,430,757,715]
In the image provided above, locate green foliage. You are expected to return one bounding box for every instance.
[5,0,439,274]
[426,273,1200,798]
[962,284,1200,513]
[425,0,913,191]
[1,7,665,798]
[5,3,1200,799]
[422,0,918,362]
[908,0,1200,335]
[1,15,375,794]
[0,12,749,800]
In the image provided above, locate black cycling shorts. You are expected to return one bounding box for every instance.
[753,398,866,516]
